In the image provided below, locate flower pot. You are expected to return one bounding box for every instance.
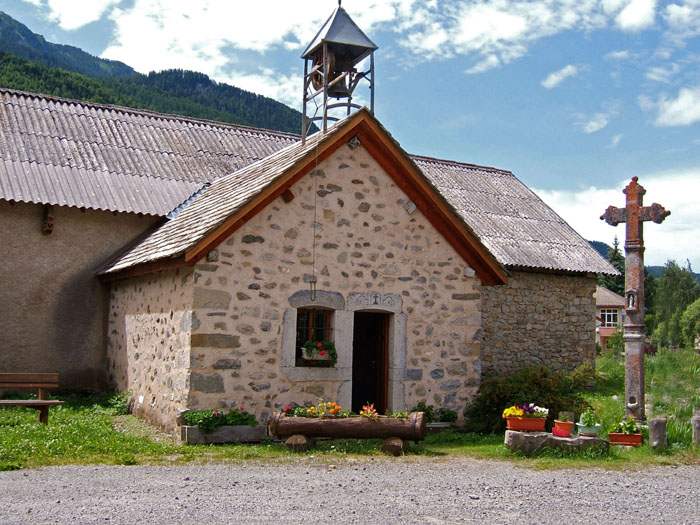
[301,349,330,361]
[576,422,601,437]
[552,420,574,437]
[608,432,643,446]
[505,417,546,432]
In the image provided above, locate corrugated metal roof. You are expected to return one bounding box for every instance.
[413,155,617,275]
[1,88,617,275]
[0,88,298,215]
[102,114,352,274]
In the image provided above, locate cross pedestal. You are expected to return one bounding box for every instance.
[601,176,670,422]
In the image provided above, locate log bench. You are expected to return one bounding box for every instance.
[0,373,64,424]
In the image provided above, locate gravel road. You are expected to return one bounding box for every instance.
[1,457,698,524]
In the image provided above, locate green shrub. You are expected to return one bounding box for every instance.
[183,408,257,433]
[436,408,458,423]
[463,365,593,433]
[411,402,435,423]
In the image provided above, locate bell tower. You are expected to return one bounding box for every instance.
[301,1,377,143]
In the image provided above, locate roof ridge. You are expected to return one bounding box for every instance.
[410,153,513,175]
[0,87,302,140]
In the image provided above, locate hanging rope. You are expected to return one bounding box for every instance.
[309,135,320,302]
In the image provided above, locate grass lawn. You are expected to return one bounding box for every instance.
[1,349,699,471]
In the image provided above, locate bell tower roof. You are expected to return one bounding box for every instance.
[301,6,377,63]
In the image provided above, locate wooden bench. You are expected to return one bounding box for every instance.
[0,373,64,424]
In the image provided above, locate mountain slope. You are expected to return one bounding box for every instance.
[0,11,134,77]
[0,10,308,134]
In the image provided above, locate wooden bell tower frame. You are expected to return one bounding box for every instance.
[301,2,377,143]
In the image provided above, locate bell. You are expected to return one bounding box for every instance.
[328,77,351,99]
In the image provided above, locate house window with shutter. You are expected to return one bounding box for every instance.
[296,308,334,367]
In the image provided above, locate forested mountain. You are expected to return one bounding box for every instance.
[0,11,307,134]
[0,11,133,77]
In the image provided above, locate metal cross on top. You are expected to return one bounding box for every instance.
[601,176,670,422]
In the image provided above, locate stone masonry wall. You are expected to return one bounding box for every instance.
[481,271,596,375]
[107,268,194,429]
[186,142,482,425]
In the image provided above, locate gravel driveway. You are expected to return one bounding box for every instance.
[1,457,698,524]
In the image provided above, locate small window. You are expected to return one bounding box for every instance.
[296,308,334,367]
[600,309,619,328]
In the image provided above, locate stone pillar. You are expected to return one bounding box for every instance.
[648,418,667,450]
[692,416,700,451]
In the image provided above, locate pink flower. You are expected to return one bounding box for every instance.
[317,342,323,348]
[320,350,326,356]
[284,405,292,411]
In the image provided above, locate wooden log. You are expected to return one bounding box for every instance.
[649,418,667,449]
[268,412,427,442]
[692,416,700,450]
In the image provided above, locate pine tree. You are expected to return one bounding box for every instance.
[652,260,700,348]
[598,236,625,296]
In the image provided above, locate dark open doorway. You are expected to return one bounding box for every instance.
[352,312,389,414]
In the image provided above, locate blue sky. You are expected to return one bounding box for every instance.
[1,0,699,266]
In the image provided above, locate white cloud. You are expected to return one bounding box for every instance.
[645,63,680,82]
[648,86,700,126]
[615,0,657,31]
[605,49,632,60]
[541,64,579,89]
[581,113,611,133]
[609,133,624,147]
[45,0,120,30]
[664,0,700,44]
[534,170,700,266]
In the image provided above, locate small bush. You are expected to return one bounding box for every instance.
[463,365,592,433]
[411,402,435,423]
[436,408,458,423]
[183,408,257,433]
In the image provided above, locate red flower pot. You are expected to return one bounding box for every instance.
[608,432,643,446]
[506,417,546,432]
[552,420,574,437]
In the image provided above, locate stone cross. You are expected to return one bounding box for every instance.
[601,176,670,422]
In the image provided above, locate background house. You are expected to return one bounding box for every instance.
[595,285,625,350]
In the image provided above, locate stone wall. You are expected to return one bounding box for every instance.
[107,268,194,429]
[481,271,596,375]
[0,201,158,390]
[184,142,483,425]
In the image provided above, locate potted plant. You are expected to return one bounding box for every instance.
[502,403,548,431]
[608,417,643,446]
[576,409,601,437]
[552,412,574,437]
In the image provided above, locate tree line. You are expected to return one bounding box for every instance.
[599,237,700,349]
[0,52,306,134]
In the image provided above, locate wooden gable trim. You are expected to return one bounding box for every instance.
[352,119,507,286]
[185,110,506,285]
[184,124,360,265]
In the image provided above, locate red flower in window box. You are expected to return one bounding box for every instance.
[302,339,337,366]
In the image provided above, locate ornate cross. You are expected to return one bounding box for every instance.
[601,176,670,422]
